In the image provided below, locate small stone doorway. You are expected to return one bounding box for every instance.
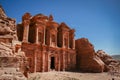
[50,57,55,70]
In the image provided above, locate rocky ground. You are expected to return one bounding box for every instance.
[112,55,120,60]
[28,71,120,80]
[0,67,27,80]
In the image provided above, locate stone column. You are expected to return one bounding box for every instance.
[47,53,50,71]
[62,34,64,48]
[55,53,57,71]
[68,53,70,70]
[43,26,46,45]
[56,53,59,71]
[23,25,29,43]
[35,25,39,44]
[42,51,45,72]
[62,52,65,71]
[34,51,37,72]
[68,33,69,49]
[55,30,58,47]
[49,33,51,46]
[58,53,61,71]
[55,32,57,47]
[73,39,75,49]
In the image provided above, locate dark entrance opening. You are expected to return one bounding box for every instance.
[50,57,55,69]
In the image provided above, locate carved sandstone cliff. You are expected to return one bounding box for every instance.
[75,38,105,72]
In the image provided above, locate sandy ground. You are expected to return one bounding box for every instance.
[28,71,120,80]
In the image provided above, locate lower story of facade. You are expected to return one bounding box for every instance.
[21,43,76,73]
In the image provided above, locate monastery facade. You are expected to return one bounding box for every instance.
[17,13,76,73]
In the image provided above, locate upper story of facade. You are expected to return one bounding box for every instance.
[17,13,75,49]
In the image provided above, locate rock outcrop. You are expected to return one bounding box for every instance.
[0,42,27,80]
[96,50,119,71]
[0,5,27,79]
[0,5,16,40]
[75,38,105,72]
[0,42,14,57]
[0,5,7,18]
[0,4,118,76]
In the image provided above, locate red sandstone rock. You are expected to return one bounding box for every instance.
[0,6,27,79]
[96,50,118,71]
[0,5,16,40]
[75,38,105,72]
[17,13,76,72]
[0,5,7,18]
[1,4,115,74]
[0,42,13,57]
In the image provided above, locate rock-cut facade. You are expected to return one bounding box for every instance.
[17,13,76,72]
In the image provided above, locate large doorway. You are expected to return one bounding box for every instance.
[50,57,55,70]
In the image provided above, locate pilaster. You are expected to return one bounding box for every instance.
[68,33,69,49]
[62,52,65,71]
[35,25,39,44]
[50,34,52,46]
[42,51,45,72]
[62,34,64,48]
[34,50,37,72]
[48,53,50,71]
[73,39,75,49]
[43,26,46,45]
[58,53,61,71]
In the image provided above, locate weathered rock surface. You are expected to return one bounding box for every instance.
[0,5,16,40]
[0,5,7,18]
[0,42,27,80]
[96,50,119,71]
[0,41,27,79]
[0,5,27,79]
[0,42,13,57]
[75,38,105,72]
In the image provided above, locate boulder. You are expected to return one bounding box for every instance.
[75,38,105,72]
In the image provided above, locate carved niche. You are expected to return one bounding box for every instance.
[50,28,57,47]
[38,26,44,44]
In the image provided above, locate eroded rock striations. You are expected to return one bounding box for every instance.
[75,38,105,72]
[0,5,17,42]
[96,50,119,71]
[0,5,27,80]
[0,5,7,18]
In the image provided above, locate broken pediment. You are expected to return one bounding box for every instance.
[59,22,70,30]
